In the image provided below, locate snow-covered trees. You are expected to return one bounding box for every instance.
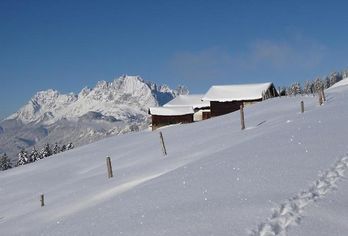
[17,149,30,166]
[14,142,74,168]
[29,148,40,162]
[66,143,74,150]
[288,82,302,96]
[40,143,52,158]
[0,153,12,171]
[303,81,314,95]
[53,143,61,155]
[281,70,345,97]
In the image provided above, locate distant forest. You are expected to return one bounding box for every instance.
[280,70,348,96]
[0,142,74,171]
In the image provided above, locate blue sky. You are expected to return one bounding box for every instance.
[1,0,348,119]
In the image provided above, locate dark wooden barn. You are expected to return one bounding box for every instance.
[202,82,278,117]
[148,106,194,130]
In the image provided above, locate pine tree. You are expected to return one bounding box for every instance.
[60,144,67,152]
[303,80,314,95]
[29,148,40,162]
[0,153,12,171]
[53,143,61,155]
[17,149,29,166]
[290,82,302,96]
[66,143,74,150]
[40,143,52,158]
[314,78,323,93]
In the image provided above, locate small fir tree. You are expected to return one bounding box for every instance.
[53,143,61,155]
[0,153,12,171]
[66,143,74,150]
[29,148,40,162]
[60,144,67,152]
[17,149,29,166]
[40,143,52,158]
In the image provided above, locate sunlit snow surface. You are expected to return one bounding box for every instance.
[1,80,348,235]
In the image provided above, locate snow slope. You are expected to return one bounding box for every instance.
[0,82,348,235]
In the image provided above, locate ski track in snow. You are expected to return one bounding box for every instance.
[249,155,348,236]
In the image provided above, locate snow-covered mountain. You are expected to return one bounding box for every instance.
[1,79,348,235]
[0,75,188,159]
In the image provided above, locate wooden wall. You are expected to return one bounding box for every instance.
[152,114,194,130]
[210,101,243,117]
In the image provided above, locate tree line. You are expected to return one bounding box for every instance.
[280,70,347,96]
[0,142,74,171]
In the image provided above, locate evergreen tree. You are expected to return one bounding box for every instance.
[53,143,61,155]
[66,143,74,150]
[0,153,12,171]
[342,70,348,79]
[60,144,67,152]
[303,80,314,95]
[17,149,29,166]
[40,143,52,158]
[29,148,40,162]
[290,82,302,96]
[314,78,324,93]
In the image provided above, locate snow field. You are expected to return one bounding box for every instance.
[1,80,348,235]
[250,155,348,236]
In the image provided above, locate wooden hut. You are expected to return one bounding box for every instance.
[148,106,194,130]
[202,82,278,117]
[163,95,210,121]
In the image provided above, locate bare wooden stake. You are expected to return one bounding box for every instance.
[106,156,113,178]
[40,194,44,207]
[318,91,323,105]
[301,101,304,113]
[240,104,245,130]
[159,131,167,156]
[321,89,326,102]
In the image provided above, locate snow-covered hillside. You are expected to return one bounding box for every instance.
[0,75,188,159]
[1,80,348,235]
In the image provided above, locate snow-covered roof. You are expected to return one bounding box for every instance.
[149,106,194,116]
[202,82,273,102]
[163,95,210,109]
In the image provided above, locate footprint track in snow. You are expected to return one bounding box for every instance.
[249,155,348,236]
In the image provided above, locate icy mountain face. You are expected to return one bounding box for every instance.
[0,75,188,159]
[8,75,187,125]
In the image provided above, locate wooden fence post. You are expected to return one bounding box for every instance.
[159,131,167,156]
[106,156,113,178]
[40,194,44,207]
[321,89,326,102]
[318,90,323,105]
[240,104,245,130]
[301,101,304,113]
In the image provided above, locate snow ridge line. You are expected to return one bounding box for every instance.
[249,155,348,236]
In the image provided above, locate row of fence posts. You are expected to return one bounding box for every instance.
[38,88,327,207]
[105,131,167,179]
[102,88,326,180]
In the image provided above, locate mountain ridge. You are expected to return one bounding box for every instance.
[0,75,189,160]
